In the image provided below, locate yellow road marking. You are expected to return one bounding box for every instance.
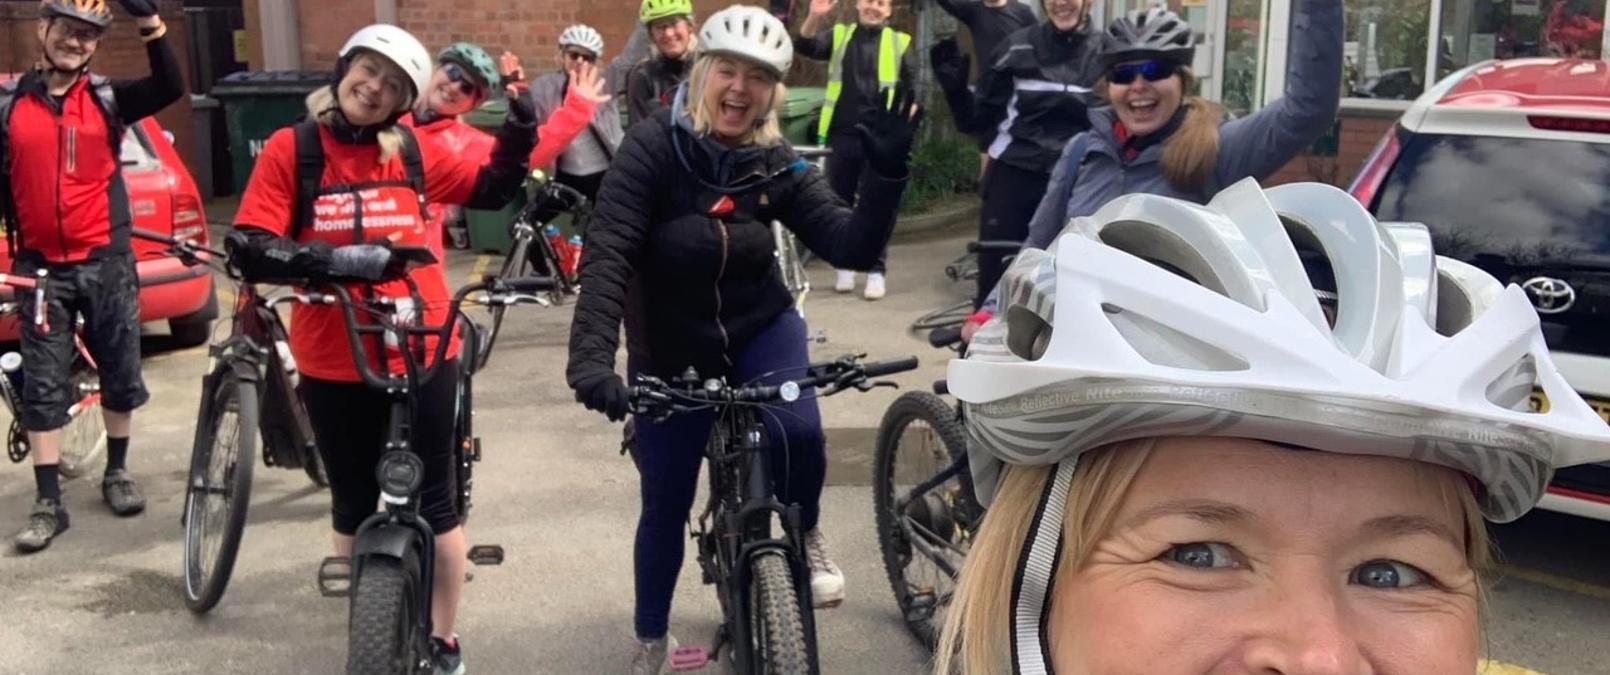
[468,255,490,284]
[1496,563,1610,602]
[1480,660,1548,675]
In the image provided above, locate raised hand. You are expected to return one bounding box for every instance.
[500,51,528,98]
[568,61,614,107]
[808,0,837,18]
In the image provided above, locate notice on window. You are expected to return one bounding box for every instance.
[1468,33,1497,62]
[1513,0,1540,17]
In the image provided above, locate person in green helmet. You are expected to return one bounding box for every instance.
[624,0,698,127]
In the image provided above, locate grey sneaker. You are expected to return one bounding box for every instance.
[431,636,465,675]
[805,528,844,608]
[101,470,146,516]
[13,498,69,553]
[629,635,677,675]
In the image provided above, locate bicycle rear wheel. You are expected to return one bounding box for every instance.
[873,391,975,649]
[910,299,973,332]
[347,554,426,675]
[56,358,105,479]
[182,371,257,613]
[748,553,811,675]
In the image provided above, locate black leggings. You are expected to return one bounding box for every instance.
[824,132,887,274]
[299,360,461,535]
[975,161,1051,309]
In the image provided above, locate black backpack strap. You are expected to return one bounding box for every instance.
[292,120,325,242]
[88,75,121,156]
[394,124,428,221]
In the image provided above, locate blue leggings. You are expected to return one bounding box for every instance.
[630,311,826,640]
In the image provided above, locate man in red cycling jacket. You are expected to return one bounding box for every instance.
[0,0,185,553]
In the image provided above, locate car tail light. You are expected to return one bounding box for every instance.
[1348,127,1403,210]
[1528,115,1610,134]
[172,193,207,243]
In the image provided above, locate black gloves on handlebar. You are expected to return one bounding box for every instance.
[329,244,398,281]
[859,83,924,179]
[574,370,631,422]
[226,229,333,282]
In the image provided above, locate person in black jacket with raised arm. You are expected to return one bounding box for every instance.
[564,6,921,672]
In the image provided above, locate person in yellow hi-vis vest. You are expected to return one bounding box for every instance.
[794,0,916,301]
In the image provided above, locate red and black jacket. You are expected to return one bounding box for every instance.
[0,37,184,264]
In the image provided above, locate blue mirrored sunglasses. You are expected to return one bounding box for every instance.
[1109,60,1178,85]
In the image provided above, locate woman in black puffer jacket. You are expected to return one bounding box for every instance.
[563,5,922,669]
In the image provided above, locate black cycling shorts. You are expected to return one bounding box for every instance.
[298,359,462,536]
[15,255,148,431]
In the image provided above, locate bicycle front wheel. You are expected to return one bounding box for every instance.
[182,371,257,613]
[56,360,105,479]
[347,554,426,675]
[748,553,811,675]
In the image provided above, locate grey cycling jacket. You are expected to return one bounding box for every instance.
[980,0,1342,313]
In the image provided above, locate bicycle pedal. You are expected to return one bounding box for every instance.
[467,544,504,566]
[317,556,352,598]
[669,646,712,671]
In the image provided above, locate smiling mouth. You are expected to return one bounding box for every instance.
[719,100,751,123]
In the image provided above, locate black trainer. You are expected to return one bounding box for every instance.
[13,498,69,553]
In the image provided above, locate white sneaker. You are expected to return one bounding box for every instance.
[630,634,677,675]
[447,227,469,250]
[834,270,856,293]
[863,273,886,301]
[804,528,845,608]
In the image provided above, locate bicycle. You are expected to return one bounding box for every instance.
[477,171,590,365]
[0,270,106,479]
[872,326,983,648]
[775,145,832,315]
[128,229,330,613]
[628,352,919,675]
[909,240,1023,333]
[295,272,552,674]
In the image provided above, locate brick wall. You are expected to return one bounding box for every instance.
[0,1,198,179]
[1265,109,1399,189]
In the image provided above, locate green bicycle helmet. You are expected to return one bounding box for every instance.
[640,0,694,24]
[438,42,500,92]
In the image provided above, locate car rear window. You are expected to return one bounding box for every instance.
[119,129,156,168]
[1374,133,1610,260]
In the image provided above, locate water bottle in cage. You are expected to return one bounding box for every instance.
[565,235,584,276]
[0,351,23,392]
[382,298,418,351]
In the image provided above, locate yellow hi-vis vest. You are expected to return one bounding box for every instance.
[818,24,911,143]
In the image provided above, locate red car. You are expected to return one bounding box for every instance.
[1349,58,1610,522]
[0,81,217,346]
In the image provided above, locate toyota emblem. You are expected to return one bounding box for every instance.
[1521,277,1576,314]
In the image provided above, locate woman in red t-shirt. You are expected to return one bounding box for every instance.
[223,24,536,668]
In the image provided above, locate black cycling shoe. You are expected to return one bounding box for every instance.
[13,498,70,553]
[102,470,146,516]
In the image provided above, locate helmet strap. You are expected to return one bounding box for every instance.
[1009,459,1076,675]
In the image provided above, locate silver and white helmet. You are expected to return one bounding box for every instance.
[558,24,606,57]
[948,177,1610,671]
[698,5,793,78]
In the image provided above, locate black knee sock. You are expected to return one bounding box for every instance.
[106,436,129,475]
[35,464,61,503]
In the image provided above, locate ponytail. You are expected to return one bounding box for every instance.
[1159,69,1222,195]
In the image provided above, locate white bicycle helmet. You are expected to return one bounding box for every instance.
[558,24,605,57]
[698,5,793,77]
[339,24,432,105]
[948,177,1610,672]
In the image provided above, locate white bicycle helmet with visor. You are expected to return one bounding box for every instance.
[558,24,606,58]
[948,177,1610,673]
[698,5,793,78]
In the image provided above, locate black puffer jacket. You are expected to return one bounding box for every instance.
[975,21,1104,174]
[625,56,691,129]
[567,105,907,383]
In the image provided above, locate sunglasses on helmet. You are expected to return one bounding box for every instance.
[1109,60,1178,85]
[441,62,486,97]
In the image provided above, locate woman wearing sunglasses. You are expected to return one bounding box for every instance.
[525,23,650,205]
[963,1,1342,341]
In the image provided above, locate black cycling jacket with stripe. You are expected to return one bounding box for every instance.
[975,20,1105,175]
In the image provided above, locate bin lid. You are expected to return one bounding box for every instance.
[782,87,826,117]
[212,71,332,97]
[462,98,509,132]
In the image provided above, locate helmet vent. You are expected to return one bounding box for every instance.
[1105,304,1251,372]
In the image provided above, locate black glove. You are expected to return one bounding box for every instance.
[930,38,970,90]
[116,0,159,18]
[328,244,396,281]
[507,89,538,126]
[574,370,631,422]
[858,84,924,178]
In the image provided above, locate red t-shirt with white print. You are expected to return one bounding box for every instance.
[232,124,478,383]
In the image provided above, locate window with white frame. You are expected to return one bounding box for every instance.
[1344,0,1433,101]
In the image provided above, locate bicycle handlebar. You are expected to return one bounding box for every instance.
[628,354,917,419]
[928,326,964,349]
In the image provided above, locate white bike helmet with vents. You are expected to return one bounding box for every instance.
[698,5,793,78]
[558,24,605,57]
[340,24,432,106]
[948,177,1610,674]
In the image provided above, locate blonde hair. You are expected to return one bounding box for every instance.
[684,55,787,147]
[934,439,1494,675]
[305,53,412,165]
[1102,67,1224,195]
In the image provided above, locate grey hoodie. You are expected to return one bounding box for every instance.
[981,0,1343,312]
[527,25,651,175]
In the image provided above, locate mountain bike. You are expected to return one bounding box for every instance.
[0,271,106,479]
[478,171,589,365]
[872,326,983,648]
[628,353,919,675]
[128,229,328,613]
[910,241,1022,332]
[775,145,832,315]
[298,273,552,674]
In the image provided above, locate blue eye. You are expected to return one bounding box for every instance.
[1161,542,1241,569]
[1351,560,1429,589]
